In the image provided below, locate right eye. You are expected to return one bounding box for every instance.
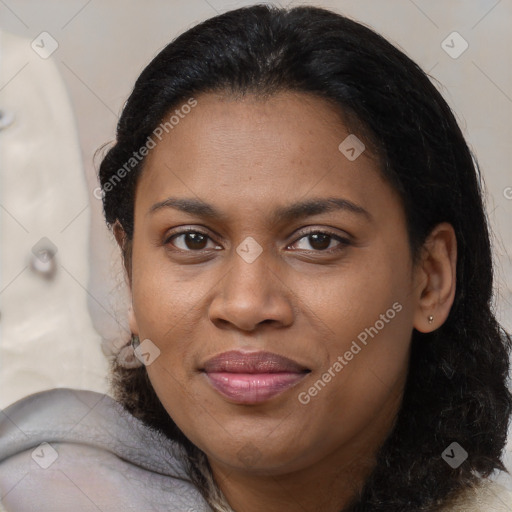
[164,228,222,252]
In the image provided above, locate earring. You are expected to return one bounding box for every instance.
[116,334,143,369]
[428,315,434,324]
[131,334,140,350]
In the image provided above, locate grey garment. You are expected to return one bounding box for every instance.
[0,388,214,512]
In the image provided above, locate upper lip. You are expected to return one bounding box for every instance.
[201,350,310,374]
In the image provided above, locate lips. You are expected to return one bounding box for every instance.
[201,350,310,404]
[202,350,310,374]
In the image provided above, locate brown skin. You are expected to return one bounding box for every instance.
[117,91,457,512]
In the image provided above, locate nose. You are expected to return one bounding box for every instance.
[208,243,295,332]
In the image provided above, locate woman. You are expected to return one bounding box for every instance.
[1,4,511,511]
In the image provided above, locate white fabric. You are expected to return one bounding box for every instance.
[439,479,512,511]
[0,30,108,408]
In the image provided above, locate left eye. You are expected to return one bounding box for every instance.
[289,231,349,252]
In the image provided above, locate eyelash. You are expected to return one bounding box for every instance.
[163,227,351,254]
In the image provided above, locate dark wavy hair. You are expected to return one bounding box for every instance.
[97,4,512,511]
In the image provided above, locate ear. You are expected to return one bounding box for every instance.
[113,219,126,250]
[412,222,457,333]
[128,304,139,337]
[113,220,139,335]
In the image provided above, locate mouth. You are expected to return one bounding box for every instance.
[201,350,311,404]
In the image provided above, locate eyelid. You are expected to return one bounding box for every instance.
[291,226,352,242]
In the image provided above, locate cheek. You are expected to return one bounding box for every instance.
[131,248,205,343]
[308,242,412,352]
[296,244,413,418]
[290,306,411,465]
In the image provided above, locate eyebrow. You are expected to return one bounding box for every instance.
[147,196,372,224]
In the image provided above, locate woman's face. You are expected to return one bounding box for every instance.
[128,91,422,477]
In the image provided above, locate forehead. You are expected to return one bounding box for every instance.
[136,90,395,220]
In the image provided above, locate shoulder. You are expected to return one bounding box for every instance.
[0,388,212,512]
[440,476,512,511]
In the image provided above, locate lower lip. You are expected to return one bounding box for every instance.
[204,372,308,404]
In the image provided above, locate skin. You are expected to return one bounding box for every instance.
[117,90,457,512]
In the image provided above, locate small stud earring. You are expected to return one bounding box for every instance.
[131,334,140,349]
[428,315,434,324]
